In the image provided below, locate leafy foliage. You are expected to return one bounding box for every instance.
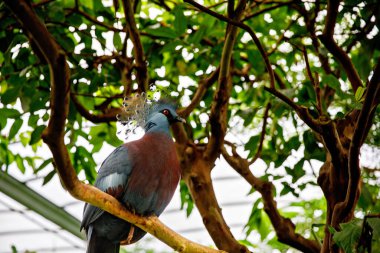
[331,217,380,253]
[1,0,379,252]
[331,219,363,253]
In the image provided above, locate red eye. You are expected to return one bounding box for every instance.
[162,109,170,116]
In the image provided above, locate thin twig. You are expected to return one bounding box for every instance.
[242,1,294,21]
[249,102,271,165]
[70,93,121,123]
[264,87,322,133]
[32,0,55,7]
[178,67,220,118]
[302,47,322,114]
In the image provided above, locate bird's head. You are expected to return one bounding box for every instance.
[144,100,185,134]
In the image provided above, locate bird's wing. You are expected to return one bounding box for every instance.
[81,145,132,230]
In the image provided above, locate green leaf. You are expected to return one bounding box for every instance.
[0,116,7,130]
[29,125,46,145]
[173,5,187,36]
[238,239,255,248]
[323,74,340,90]
[245,135,260,158]
[247,49,265,75]
[11,245,17,253]
[57,34,76,52]
[47,4,65,22]
[303,130,326,161]
[1,87,21,104]
[355,86,365,102]
[291,159,305,183]
[76,146,97,184]
[0,108,21,119]
[287,135,301,150]
[113,32,122,50]
[179,180,194,217]
[19,133,29,147]
[245,199,261,237]
[280,182,299,197]
[0,51,4,64]
[358,184,373,210]
[367,217,380,238]
[160,40,182,53]
[42,170,56,185]
[15,48,31,70]
[35,158,53,173]
[244,199,270,240]
[145,27,178,39]
[189,25,206,44]
[8,119,23,140]
[28,114,39,127]
[333,219,362,253]
[15,155,26,174]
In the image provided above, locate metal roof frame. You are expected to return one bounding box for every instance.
[0,170,85,240]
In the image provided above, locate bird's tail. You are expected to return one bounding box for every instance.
[86,226,120,253]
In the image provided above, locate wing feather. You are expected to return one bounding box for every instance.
[81,145,132,230]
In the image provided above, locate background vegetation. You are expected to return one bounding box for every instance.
[1,0,379,252]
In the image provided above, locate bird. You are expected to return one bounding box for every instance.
[80,100,185,253]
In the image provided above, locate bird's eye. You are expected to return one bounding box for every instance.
[162,109,170,116]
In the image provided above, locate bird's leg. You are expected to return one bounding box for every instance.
[126,225,135,244]
[121,204,136,245]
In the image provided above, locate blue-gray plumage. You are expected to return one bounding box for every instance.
[81,101,184,253]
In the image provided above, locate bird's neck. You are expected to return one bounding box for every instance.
[144,121,171,136]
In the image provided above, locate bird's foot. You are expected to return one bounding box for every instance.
[126,225,135,244]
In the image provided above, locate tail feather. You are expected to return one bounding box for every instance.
[86,226,120,253]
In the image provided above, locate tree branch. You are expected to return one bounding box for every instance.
[249,102,271,165]
[178,67,220,118]
[179,2,251,252]
[70,92,122,123]
[221,145,321,253]
[302,47,322,114]
[319,0,362,92]
[122,0,148,92]
[264,87,322,133]
[242,1,293,21]
[5,1,225,252]
[332,60,380,227]
[291,2,337,78]
[182,147,250,252]
[227,0,235,18]
[204,0,247,162]
[319,119,346,171]
[72,8,125,32]
[33,0,55,7]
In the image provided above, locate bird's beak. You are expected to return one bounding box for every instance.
[175,116,186,123]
